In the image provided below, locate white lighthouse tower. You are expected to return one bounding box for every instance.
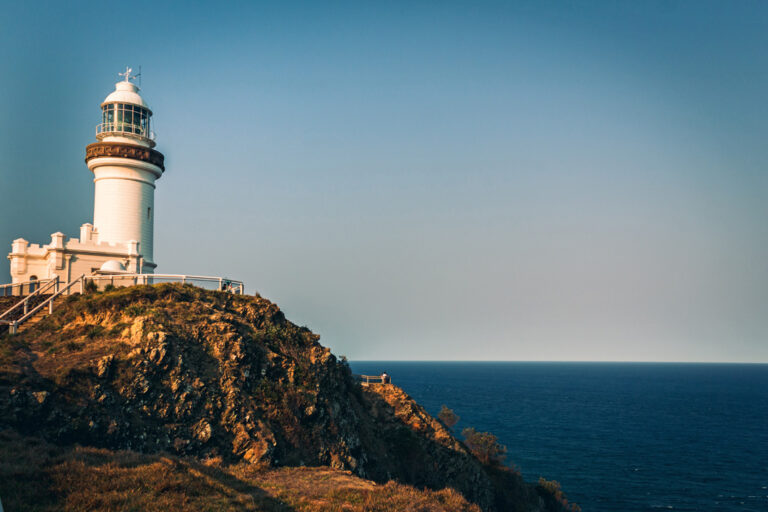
[4,69,245,303]
[7,69,166,283]
[85,68,165,272]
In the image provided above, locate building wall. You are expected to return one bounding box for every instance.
[11,255,50,282]
[68,253,121,281]
[9,239,49,280]
[7,227,147,285]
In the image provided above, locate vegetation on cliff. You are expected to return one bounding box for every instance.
[0,284,576,511]
[0,430,480,512]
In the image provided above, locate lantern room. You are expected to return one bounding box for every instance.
[95,73,155,148]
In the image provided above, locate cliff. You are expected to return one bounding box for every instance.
[0,284,572,511]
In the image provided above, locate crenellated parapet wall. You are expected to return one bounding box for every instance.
[7,224,151,284]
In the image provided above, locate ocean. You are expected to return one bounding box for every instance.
[349,362,768,511]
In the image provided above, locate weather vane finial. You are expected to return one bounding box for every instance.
[118,66,135,82]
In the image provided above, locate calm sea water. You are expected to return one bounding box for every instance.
[349,362,768,511]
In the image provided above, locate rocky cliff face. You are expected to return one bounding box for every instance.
[0,284,565,511]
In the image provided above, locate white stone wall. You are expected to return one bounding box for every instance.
[9,239,49,279]
[7,226,150,285]
[10,254,50,282]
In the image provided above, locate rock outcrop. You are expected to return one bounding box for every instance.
[0,284,567,511]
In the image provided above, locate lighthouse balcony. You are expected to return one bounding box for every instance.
[96,122,156,144]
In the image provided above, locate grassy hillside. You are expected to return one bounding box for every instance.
[0,430,479,511]
[0,284,573,511]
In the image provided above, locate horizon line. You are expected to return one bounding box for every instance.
[349,359,768,364]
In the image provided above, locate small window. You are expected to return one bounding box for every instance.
[147,207,151,219]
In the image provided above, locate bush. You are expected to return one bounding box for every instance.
[124,305,146,317]
[537,478,581,511]
[461,427,507,466]
[83,279,98,294]
[438,405,459,429]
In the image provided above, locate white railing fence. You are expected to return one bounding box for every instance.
[0,276,60,322]
[0,278,56,297]
[355,374,392,386]
[87,273,245,294]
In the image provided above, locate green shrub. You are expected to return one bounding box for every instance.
[438,405,459,429]
[83,279,98,294]
[461,427,507,466]
[537,477,581,511]
[124,305,146,317]
[86,325,106,340]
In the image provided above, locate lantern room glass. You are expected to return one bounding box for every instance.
[100,103,151,138]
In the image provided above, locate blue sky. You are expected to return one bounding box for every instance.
[2,1,767,361]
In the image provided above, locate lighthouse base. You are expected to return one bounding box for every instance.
[7,224,153,285]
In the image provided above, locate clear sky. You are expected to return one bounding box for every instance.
[2,1,767,362]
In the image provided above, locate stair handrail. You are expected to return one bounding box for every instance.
[8,275,85,334]
[0,276,59,321]
[0,278,56,297]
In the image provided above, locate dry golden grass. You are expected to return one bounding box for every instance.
[0,430,480,512]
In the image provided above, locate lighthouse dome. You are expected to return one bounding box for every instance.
[99,259,126,273]
[102,81,150,109]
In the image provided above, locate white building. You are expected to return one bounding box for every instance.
[7,69,165,284]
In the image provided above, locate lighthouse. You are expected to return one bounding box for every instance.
[85,68,165,272]
[7,69,166,282]
[4,69,245,301]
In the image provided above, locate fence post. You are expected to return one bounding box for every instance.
[10,322,16,335]
[80,276,84,294]
[49,298,54,314]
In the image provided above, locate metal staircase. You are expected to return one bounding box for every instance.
[0,275,85,335]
